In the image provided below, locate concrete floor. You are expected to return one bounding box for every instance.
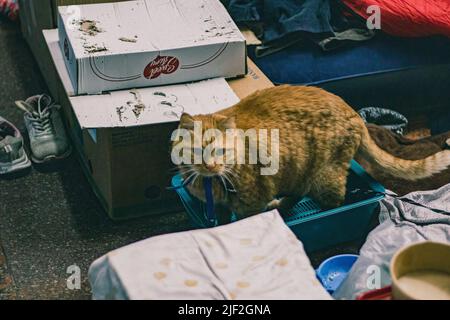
[0,17,362,300]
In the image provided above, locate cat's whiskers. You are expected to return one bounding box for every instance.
[170,164,194,173]
[223,167,239,180]
[178,168,196,175]
[218,175,228,198]
[222,172,237,192]
[177,170,197,180]
[191,172,201,187]
[183,171,198,186]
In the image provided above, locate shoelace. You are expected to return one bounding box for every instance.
[28,108,54,136]
[15,95,57,136]
[30,95,57,136]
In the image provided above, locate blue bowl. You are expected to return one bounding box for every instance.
[316,254,359,294]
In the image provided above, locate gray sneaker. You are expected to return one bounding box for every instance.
[15,94,72,163]
[0,116,31,174]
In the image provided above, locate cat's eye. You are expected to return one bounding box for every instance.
[215,148,226,156]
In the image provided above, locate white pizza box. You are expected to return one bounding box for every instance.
[70,77,239,129]
[57,0,247,95]
[47,27,239,128]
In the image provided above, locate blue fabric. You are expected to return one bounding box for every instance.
[262,0,333,42]
[203,177,215,224]
[227,0,263,23]
[227,0,372,53]
[227,0,354,42]
[248,34,450,85]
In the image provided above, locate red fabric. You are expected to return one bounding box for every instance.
[342,0,450,38]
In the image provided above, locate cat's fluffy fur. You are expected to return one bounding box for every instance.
[173,85,450,219]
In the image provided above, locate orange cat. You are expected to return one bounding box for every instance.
[172,85,450,220]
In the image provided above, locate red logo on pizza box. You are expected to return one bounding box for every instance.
[143,55,180,79]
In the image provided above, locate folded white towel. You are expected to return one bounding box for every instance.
[88,210,331,300]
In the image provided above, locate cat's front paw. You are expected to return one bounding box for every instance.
[266,199,281,210]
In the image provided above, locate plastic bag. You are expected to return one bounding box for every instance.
[358,107,408,135]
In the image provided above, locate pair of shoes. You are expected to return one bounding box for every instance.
[0,116,31,174]
[15,94,72,164]
[1,94,72,175]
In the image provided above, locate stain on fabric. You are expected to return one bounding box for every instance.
[215,262,228,269]
[276,258,288,267]
[154,272,167,280]
[237,281,250,288]
[252,256,265,262]
[184,280,198,287]
[239,239,252,246]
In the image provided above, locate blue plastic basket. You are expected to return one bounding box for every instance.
[171,160,385,252]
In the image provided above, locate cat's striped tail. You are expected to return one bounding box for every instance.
[357,125,450,180]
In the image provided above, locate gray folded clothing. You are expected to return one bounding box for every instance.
[333,184,450,300]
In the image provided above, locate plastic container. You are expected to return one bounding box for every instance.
[316,254,359,294]
[171,160,385,252]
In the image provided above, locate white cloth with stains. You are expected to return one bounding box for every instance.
[88,210,331,300]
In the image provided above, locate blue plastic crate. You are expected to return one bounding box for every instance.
[171,160,385,252]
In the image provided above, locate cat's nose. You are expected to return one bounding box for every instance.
[205,163,216,170]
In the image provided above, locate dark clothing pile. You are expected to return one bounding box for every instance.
[224,0,375,56]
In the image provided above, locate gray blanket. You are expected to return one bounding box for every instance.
[334,184,450,299]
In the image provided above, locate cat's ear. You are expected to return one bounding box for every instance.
[179,113,195,130]
[217,115,236,129]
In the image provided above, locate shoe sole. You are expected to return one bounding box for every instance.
[0,152,32,175]
[31,145,73,164]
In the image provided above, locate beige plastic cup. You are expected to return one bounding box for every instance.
[390,241,450,300]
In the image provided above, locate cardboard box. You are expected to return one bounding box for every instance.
[19,0,130,98]
[57,0,247,95]
[44,28,273,220]
[69,79,240,129]
[21,0,257,100]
